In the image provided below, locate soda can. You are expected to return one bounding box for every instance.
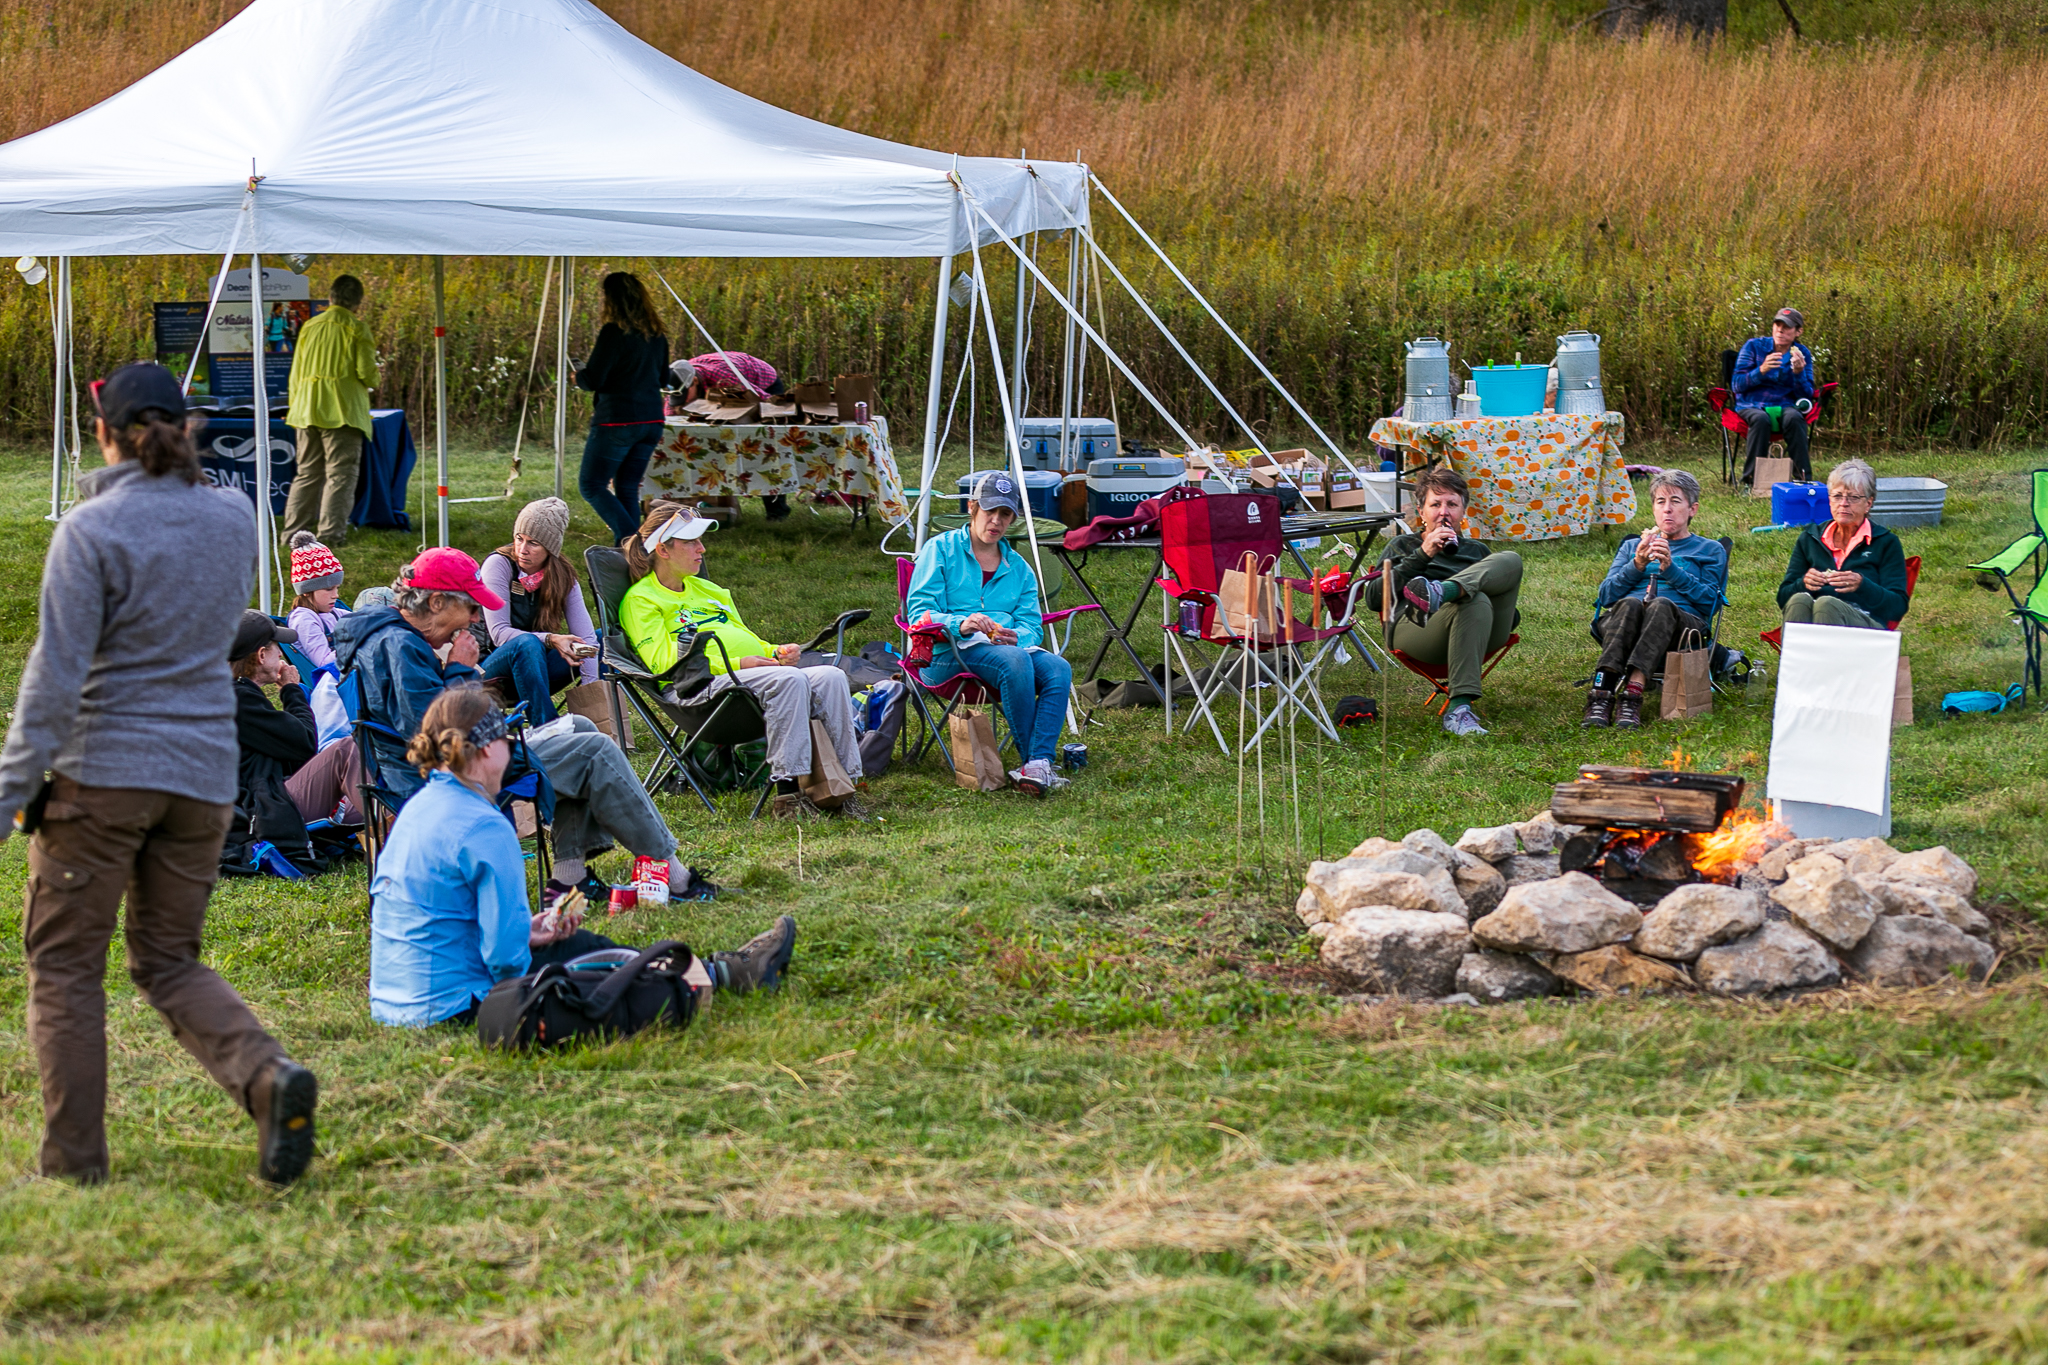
[1059,742,1089,771]
[1178,600,1202,636]
[608,885,638,915]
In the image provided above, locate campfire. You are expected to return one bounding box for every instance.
[1552,764,1791,905]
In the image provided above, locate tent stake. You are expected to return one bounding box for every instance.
[914,248,952,550]
[434,254,449,547]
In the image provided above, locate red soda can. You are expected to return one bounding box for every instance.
[608,885,638,915]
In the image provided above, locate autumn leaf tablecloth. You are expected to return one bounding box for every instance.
[644,418,908,524]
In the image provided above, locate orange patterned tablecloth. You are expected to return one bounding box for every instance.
[1367,412,1634,541]
[644,417,908,524]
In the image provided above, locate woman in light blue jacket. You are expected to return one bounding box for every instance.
[905,472,1072,795]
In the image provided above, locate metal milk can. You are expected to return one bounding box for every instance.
[1403,336,1455,420]
[1553,330,1605,415]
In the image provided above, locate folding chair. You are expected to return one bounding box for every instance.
[1967,467,2047,698]
[582,547,774,817]
[1582,537,1740,693]
[1759,555,1922,653]
[1387,635,1521,715]
[1154,491,1367,754]
[1706,347,1840,486]
[353,703,552,891]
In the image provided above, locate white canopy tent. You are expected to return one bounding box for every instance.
[0,0,1089,607]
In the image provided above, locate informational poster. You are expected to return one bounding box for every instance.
[155,289,326,407]
[151,303,212,395]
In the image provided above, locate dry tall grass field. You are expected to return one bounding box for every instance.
[2,0,2046,444]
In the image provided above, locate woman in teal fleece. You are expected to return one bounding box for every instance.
[906,472,1071,796]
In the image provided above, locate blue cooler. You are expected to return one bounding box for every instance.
[958,469,1063,520]
[1017,417,1119,470]
[1772,482,1830,526]
[1086,456,1188,521]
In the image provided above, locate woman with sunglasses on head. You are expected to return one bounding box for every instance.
[0,362,317,1187]
[619,501,866,821]
[575,272,670,546]
[369,686,795,1029]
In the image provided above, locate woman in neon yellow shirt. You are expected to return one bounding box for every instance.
[620,502,865,820]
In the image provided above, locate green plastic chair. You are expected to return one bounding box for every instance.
[1968,467,2048,699]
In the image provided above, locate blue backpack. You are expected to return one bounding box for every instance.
[1940,684,2025,716]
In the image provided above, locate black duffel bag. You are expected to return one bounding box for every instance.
[477,940,702,1050]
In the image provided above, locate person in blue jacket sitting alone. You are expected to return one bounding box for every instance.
[1733,305,1818,484]
[369,685,795,1028]
[1583,468,1727,730]
[906,472,1072,796]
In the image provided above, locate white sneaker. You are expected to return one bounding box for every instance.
[1016,759,1056,795]
[1044,766,1073,790]
[1442,703,1489,737]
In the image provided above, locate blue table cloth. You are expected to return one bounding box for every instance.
[196,408,417,530]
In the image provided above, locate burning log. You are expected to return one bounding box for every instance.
[1549,765,1745,834]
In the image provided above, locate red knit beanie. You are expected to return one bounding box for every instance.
[289,530,345,592]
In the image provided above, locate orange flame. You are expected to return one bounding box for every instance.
[1686,808,1793,882]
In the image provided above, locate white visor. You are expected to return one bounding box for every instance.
[644,511,718,552]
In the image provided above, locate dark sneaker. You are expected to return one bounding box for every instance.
[832,794,877,824]
[1402,577,1450,617]
[713,915,796,995]
[772,791,824,822]
[762,495,791,522]
[1441,703,1489,737]
[1615,690,1645,729]
[1582,688,1615,728]
[250,1059,318,1187]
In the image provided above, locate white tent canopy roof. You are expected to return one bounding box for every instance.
[0,0,1086,258]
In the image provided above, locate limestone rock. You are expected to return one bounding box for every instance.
[1859,876,1992,938]
[1829,837,1901,878]
[1754,838,1836,882]
[1636,883,1766,962]
[1434,992,1482,1007]
[1515,811,1565,855]
[1456,824,1520,863]
[1695,921,1842,996]
[1843,914,1996,987]
[1882,845,1979,900]
[1347,836,1404,860]
[1546,945,1695,995]
[1456,949,1565,1003]
[1307,921,1336,940]
[1783,850,1848,884]
[1318,906,1472,998]
[1303,861,1460,921]
[1771,865,1878,951]
[1471,873,1642,955]
[1499,853,1563,886]
[1342,850,1469,920]
[1400,829,1457,867]
[1451,859,1508,920]
[1296,886,1326,927]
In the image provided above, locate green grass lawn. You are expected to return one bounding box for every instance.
[0,434,2044,1363]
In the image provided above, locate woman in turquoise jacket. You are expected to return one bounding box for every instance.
[906,472,1072,795]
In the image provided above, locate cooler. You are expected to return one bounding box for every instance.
[958,469,1064,520]
[1017,417,1119,470]
[1086,456,1187,520]
[1772,482,1830,526]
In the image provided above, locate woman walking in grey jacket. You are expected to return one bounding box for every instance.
[0,362,318,1187]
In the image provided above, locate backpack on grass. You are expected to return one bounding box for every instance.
[476,940,702,1050]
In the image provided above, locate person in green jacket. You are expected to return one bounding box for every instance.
[283,275,379,546]
[620,502,864,820]
[1776,459,1911,630]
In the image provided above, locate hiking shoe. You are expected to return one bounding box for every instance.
[832,794,877,824]
[1582,688,1615,728]
[713,915,796,995]
[762,495,791,522]
[772,791,824,822]
[1441,703,1489,737]
[1014,759,1055,796]
[1402,577,1450,617]
[1615,690,1646,729]
[250,1058,318,1187]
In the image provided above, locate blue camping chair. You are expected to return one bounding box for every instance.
[1585,536,1743,692]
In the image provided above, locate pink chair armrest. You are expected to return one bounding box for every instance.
[1042,605,1103,625]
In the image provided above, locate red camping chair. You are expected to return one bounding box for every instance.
[1760,554,1921,653]
[1155,490,1367,754]
[892,553,1100,771]
[1389,631,1523,715]
[1708,347,1840,485]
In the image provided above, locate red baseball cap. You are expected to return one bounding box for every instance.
[406,547,504,610]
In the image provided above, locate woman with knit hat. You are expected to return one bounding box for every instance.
[285,531,351,677]
[478,496,600,726]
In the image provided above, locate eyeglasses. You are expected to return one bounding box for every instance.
[1828,491,1873,503]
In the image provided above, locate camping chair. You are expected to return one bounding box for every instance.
[1154,491,1367,754]
[1759,555,1922,653]
[891,553,1102,770]
[582,546,774,817]
[1387,633,1521,716]
[1707,347,1840,486]
[1582,537,1741,693]
[353,702,552,891]
[1967,467,2048,699]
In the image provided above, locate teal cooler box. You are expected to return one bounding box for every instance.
[1086,456,1187,520]
[1772,482,1830,526]
[958,469,1063,520]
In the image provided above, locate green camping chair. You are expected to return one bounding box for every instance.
[1967,467,2048,700]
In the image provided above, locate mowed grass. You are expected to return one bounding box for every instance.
[0,437,2044,1362]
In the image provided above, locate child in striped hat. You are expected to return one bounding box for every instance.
[286,531,350,677]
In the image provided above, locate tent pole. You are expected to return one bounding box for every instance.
[914,251,952,551]
[968,244,1047,606]
[555,255,569,500]
[1058,230,1078,471]
[47,257,65,522]
[434,255,449,547]
[250,251,273,613]
[1009,237,1029,432]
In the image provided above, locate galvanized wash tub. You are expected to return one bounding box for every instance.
[1868,476,1948,529]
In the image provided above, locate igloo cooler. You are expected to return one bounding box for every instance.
[1086,456,1188,521]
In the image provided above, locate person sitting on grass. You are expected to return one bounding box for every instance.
[905,471,1072,796]
[477,496,600,725]
[1776,458,1910,631]
[335,547,694,909]
[620,501,866,821]
[1365,464,1524,738]
[1583,468,1726,730]
[284,531,350,677]
[230,611,365,869]
[368,686,794,1028]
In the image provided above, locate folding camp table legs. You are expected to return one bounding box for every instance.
[1062,544,1168,703]
[1283,527,1384,673]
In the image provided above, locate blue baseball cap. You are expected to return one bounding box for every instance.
[968,471,1023,516]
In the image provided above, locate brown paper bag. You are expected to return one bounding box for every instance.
[1218,566,1283,639]
[1751,454,1792,499]
[833,373,878,420]
[1660,628,1714,720]
[948,705,1006,791]
[801,718,856,807]
[563,681,634,750]
[1893,654,1914,727]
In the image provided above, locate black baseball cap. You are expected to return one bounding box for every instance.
[92,361,187,429]
[968,470,1024,516]
[230,610,297,662]
[1773,307,1805,330]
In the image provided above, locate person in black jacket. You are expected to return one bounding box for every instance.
[1776,459,1911,630]
[575,272,670,545]
[229,612,363,871]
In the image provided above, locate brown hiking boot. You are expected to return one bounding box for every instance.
[249,1058,318,1187]
[771,791,823,822]
[1582,688,1614,728]
[1615,689,1646,729]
